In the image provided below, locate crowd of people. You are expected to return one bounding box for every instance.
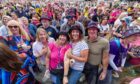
[0,0,140,84]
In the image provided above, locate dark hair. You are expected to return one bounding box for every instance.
[0,6,3,10]
[0,43,22,72]
[54,12,58,20]
[100,16,109,24]
[69,25,83,34]
[57,32,70,41]
[69,25,83,41]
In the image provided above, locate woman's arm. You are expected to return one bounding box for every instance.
[46,47,50,69]
[112,25,122,37]
[102,49,109,73]
[127,51,136,58]
[113,31,122,37]
[121,57,127,67]
[68,49,89,62]
[109,54,119,71]
[63,50,70,84]
[127,51,140,59]
[63,49,71,76]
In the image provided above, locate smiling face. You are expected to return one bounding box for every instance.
[8,24,20,36]
[88,28,98,40]
[31,17,40,26]
[3,17,9,25]
[71,29,80,41]
[38,30,48,43]
[58,35,67,45]
[67,16,76,25]
[22,18,28,26]
[41,19,50,28]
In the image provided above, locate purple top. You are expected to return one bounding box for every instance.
[108,39,128,70]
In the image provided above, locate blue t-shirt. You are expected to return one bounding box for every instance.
[45,26,58,40]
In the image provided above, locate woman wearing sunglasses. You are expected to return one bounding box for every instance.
[6,20,35,83]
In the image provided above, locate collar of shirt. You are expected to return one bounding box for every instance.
[87,36,100,43]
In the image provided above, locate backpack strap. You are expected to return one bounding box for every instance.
[114,39,121,49]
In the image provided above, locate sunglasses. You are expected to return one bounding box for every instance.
[8,26,19,29]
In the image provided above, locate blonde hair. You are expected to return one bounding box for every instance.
[36,28,48,42]
[20,16,28,21]
[2,15,12,24]
[7,20,30,41]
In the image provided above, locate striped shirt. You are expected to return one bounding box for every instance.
[71,40,89,71]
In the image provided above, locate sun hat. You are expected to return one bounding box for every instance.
[122,26,140,39]
[69,25,83,35]
[86,21,100,32]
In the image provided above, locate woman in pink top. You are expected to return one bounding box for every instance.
[48,32,71,84]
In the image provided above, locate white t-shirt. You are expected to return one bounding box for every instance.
[0,25,9,36]
[71,40,89,71]
[33,41,46,65]
[98,24,110,32]
[32,37,55,65]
